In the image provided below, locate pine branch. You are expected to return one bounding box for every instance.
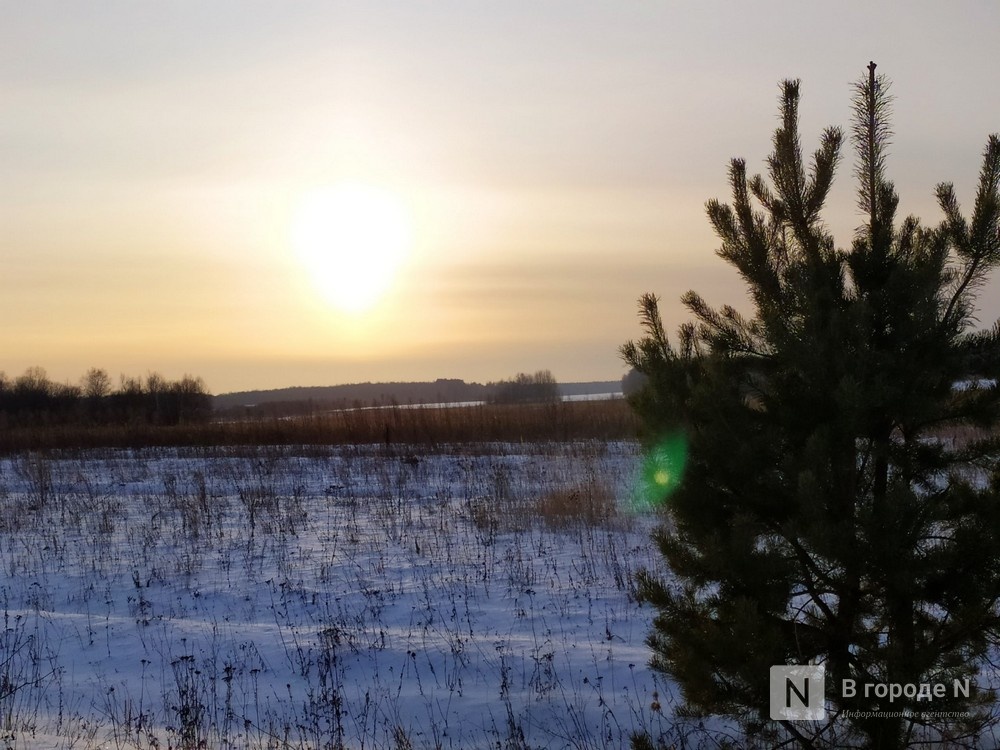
[852,62,894,225]
[971,135,1000,257]
[709,161,785,309]
[940,136,1000,328]
[805,127,844,220]
[768,80,808,232]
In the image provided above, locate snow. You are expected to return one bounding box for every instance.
[952,378,998,391]
[0,442,696,749]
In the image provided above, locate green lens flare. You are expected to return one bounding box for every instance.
[632,433,688,511]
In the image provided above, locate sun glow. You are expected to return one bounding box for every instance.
[291,183,411,314]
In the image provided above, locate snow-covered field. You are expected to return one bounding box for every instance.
[0,441,695,749]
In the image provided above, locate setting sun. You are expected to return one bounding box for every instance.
[291,183,411,314]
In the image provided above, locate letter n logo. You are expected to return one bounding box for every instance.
[770,665,826,720]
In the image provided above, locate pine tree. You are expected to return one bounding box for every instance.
[622,64,1000,749]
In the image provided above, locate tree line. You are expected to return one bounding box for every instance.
[486,369,560,405]
[0,367,211,428]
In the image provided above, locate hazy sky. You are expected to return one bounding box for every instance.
[3,2,998,394]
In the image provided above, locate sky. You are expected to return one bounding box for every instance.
[3,2,999,394]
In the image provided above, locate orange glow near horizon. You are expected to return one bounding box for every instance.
[4,5,1000,393]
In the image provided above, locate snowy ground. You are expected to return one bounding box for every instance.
[0,441,699,749]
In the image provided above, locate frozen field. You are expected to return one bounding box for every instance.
[0,441,696,749]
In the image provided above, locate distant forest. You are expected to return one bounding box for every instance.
[213,376,623,418]
[0,367,211,428]
[0,367,624,427]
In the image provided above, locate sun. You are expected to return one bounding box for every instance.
[291,183,411,314]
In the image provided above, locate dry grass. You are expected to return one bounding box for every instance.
[0,399,639,454]
[537,478,619,529]
[467,465,622,539]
